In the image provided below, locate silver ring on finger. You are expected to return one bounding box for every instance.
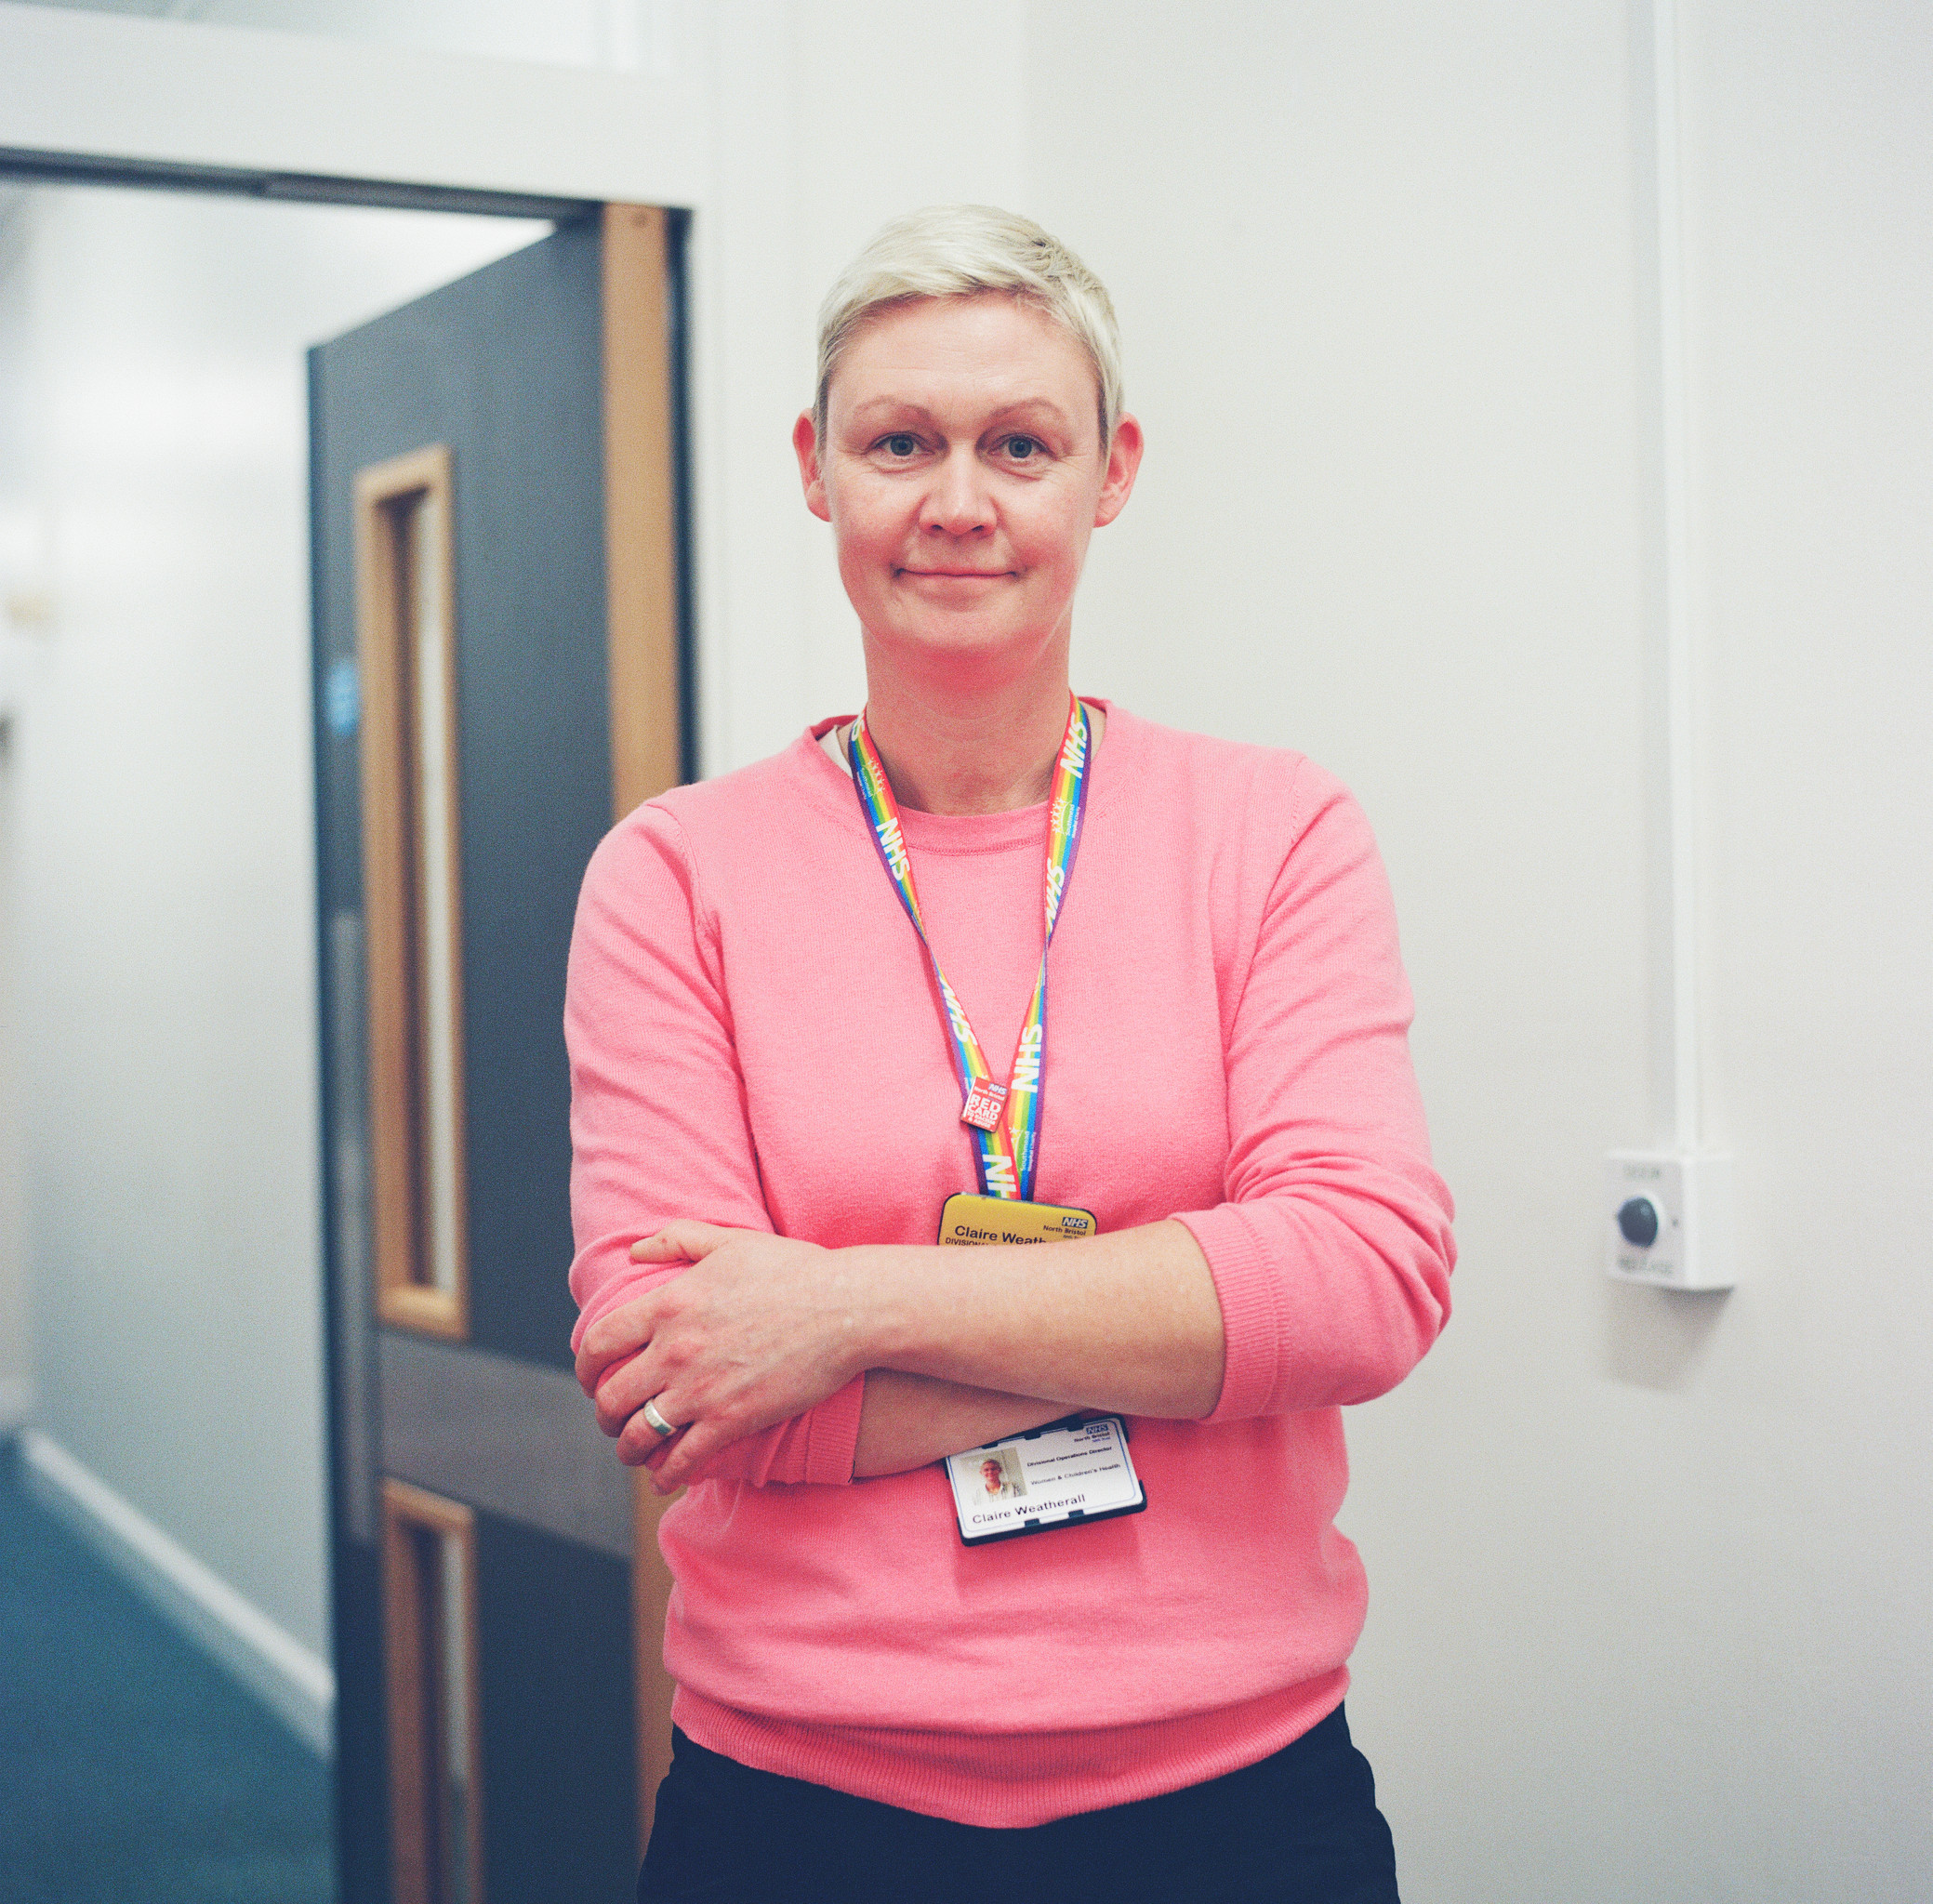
[641,1395,679,1440]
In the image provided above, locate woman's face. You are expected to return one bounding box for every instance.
[795,294,1142,683]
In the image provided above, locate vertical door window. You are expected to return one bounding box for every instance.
[381,1479,484,1904]
[355,445,470,1338]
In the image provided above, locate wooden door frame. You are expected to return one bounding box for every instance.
[380,1479,487,1904]
[599,202,686,1849]
[353,443,473,1347]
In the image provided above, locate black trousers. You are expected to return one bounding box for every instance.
[639,1704,1400,1904]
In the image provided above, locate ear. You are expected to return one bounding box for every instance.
[1092,413,1145,528]
[794,411,831,522]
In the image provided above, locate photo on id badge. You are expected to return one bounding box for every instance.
[976,1449,1026,1500]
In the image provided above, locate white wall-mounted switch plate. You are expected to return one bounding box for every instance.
[1605,1151,1735,1289]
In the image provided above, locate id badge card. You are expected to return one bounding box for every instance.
[938,1192,1095,1245]
[945,1415,1147,1546]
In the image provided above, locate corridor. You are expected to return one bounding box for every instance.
[0,1439,332,1904]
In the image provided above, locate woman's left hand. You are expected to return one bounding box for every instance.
[575,1222,876,1488]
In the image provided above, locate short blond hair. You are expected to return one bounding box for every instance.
[814,205,1124,449]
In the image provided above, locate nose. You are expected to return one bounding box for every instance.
[920,445,994,537]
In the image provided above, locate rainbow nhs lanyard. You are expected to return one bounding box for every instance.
[850,697,1093,1202]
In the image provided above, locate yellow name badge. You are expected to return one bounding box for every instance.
[938,1192,1096,1247]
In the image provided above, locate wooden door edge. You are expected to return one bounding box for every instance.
[603,199,687,1854]
[602,203,682,822]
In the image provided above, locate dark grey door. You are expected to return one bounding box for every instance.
[310,205,686,1904]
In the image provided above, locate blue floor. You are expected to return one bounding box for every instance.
[0,1437,334,1903]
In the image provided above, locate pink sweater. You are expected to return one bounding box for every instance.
[566,703,1454,1828]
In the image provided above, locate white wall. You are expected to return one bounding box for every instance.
[691,0,1028,770]
[0,182,542,1659]
[1027,4,1930,1901]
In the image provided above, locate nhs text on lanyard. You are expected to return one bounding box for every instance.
[850,696,1092,1207]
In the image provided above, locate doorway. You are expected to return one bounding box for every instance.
[0,163,688,1902]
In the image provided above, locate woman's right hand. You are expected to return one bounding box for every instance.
[576,1221,879,1485]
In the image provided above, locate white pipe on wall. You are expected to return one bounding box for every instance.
[1607,0,1732,1292]
[1649,0,1702,1153]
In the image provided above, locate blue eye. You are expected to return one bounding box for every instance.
[1004,436,1039,459]
[882,433,918,456]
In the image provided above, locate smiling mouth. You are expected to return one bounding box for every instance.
[900,568,1012,579]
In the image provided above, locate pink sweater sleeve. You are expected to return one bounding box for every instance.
[1174,765,1456,1421]
[564,803,866,1487]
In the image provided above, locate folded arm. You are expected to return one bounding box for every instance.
[577,1215,1225,1488]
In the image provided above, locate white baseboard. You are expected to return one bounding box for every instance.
[19,1430,335,1757]
[0,1376,30,1433]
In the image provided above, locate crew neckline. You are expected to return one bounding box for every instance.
[808,700,1116,853]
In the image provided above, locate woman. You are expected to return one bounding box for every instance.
[568,205,1455,1904]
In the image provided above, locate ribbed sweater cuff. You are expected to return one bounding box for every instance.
[803,1372,867,1485]
[1175,1204,1282,1422]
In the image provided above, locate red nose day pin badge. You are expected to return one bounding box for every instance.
[960,1078,1009,1131]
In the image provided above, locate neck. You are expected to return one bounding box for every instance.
[859,655,1077,817]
